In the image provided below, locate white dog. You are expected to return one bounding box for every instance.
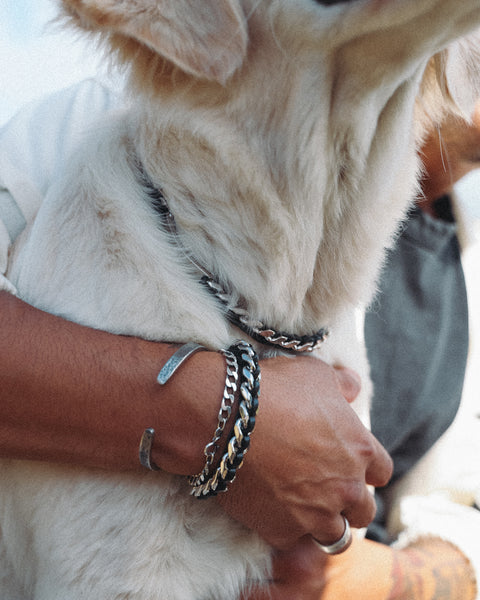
[3,0,480,598]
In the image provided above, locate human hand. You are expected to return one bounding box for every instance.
[242,536,329,600]
[218,355,393,549]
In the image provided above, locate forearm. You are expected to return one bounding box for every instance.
[389,538,476,600]
[0,291,392,550]
[246,535,476,600]
[322,536,477,600]
[0,291,225,475]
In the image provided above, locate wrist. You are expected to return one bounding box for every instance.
[140,344,228,476]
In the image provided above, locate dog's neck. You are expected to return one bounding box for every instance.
[128,4,448,335]
[132,76,421,337]
[145,178,330,352]
[134,112,416,341]
[61,0,480,338]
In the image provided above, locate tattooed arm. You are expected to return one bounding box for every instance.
[245,535,477,600]
[387,538,476,600]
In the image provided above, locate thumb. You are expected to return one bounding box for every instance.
[333,366,361,404]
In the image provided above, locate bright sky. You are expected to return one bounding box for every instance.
[0,0,103,126]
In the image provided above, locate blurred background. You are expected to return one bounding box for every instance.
[0,0,103,126]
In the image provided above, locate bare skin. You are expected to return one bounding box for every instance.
[219,354,388,548]
[0,290,391,550]
[388,538,477,600]
[419,103,480,212]
[244,535,476,600]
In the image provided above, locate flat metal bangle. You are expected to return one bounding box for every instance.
[139,343,207,471]
[139,427,161,471]
[157,342,207,385]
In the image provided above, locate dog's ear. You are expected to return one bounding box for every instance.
[61,0,248,84]
[418,29,480,132]
[436,29,480,118]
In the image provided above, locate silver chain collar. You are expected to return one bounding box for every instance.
[200,276,328,352]
[148,182,329,353]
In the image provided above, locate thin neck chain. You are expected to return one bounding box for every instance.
[147,182,329,353]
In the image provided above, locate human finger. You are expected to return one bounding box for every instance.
[242,537,329,600]
[364,435,393,488]
[333,366,361,403]
[311,515,352,555]
[272,535,328,579]
[312,481,376,542]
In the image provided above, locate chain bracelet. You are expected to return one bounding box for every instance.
[188,348,239,486]
[190,340,260,498]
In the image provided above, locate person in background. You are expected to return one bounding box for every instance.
[365,104,480,544]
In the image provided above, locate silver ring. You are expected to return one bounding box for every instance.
[313,516,352,555]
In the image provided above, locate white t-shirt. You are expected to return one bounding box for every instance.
[0,78,121,293]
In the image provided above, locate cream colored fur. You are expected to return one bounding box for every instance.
[3,1,480,598]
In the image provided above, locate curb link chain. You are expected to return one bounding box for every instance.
[201,276,329,353]
[188,348,239,486]
[190,341,260,498]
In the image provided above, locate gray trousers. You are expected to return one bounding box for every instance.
[365,199,469,542]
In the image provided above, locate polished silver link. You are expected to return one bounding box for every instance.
[233,419,245,444]
[203,349,238,466]
[188,348,239,487]
[238,401,250,427]
[201,276,329,353]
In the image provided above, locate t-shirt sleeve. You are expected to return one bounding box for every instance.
[0,78,121,293]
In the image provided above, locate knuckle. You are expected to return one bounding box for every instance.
[361,496,377,525]
[339,479,365,508]
[365,444,394,487]
[378,453,394,485]
[358,435,393,483]
[359,436,379,461]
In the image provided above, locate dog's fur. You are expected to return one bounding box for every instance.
[3,0,480,597]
